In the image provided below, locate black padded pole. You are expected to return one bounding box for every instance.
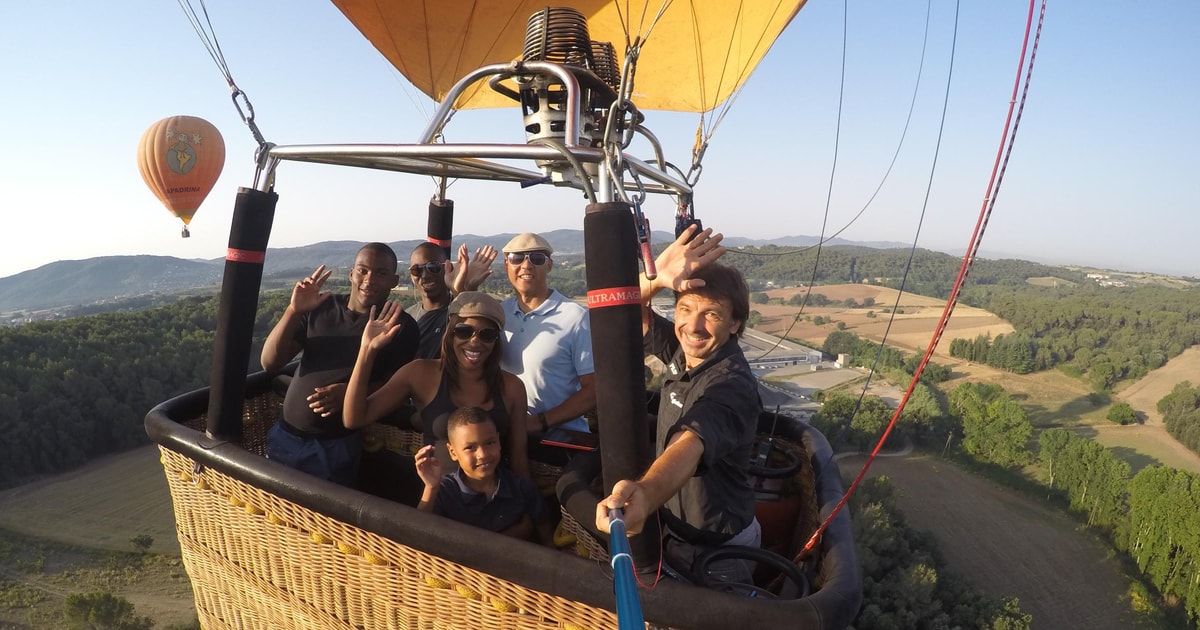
[584,201,660,569]
[427,198,454,258]
[206,187,278,440]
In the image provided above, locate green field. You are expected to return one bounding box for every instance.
[0,446,194,628]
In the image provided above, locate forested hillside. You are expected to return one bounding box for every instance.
[0,293,289,488]
[952,284,1200,389]
[722,245,1085,295]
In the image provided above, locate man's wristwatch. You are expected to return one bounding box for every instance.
[538,412,549,432]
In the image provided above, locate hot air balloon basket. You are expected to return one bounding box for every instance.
[150,368,859,629]
[161,390,619,630]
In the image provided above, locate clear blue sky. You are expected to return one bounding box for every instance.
[1,1,1197,280]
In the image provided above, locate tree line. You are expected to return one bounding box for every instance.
[813,347,1197,622]
[955,284,1200,390]
[0,293,290,489]
[849,475,1031,628]
[1159,381,1200,456]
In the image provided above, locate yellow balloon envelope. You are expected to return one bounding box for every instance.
[137,115,226,236]
[331,0,807,113]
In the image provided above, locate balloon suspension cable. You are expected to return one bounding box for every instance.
[740,0,937,366]
[177,0,269,157]
[796,0,1045,562]
[596,40,659,281]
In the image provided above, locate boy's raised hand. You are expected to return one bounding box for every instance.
[414,445,442,488]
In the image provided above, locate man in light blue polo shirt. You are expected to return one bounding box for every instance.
[499,233,596,434]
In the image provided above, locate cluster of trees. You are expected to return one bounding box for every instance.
[948,383,1033,468]
[1038,427,1200,621]
[1158,382,1200,455]
[0,293,290,488]
[811,387,948,451]
[960,284,1200,389]
[948,333,1037,374]
[821,330,952,384]
[849,475,1031,628]
[63,592,154,630]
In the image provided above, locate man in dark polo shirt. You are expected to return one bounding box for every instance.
[596,225,762,586]
[260,242,419,486]
[406,242,497,359]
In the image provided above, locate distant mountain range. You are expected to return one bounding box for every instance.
[0,230,986,314]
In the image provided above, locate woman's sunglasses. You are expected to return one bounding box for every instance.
[409,261,444,276]
[453,323,500,343]
[504,252,549,266]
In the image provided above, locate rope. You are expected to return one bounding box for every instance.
[798,0,1047,560]
[748,0,850,361]
[746,0,936,371]
[176,0,267,153]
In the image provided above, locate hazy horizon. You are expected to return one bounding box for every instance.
[1,3,1197,279]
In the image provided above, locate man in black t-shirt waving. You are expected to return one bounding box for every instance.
[260,242,419,486]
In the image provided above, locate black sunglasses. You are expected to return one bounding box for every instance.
[408,261,444,276]
[505,252,549,266]
[452,323,500,343]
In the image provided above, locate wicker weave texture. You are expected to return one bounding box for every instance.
[161,447,619,630]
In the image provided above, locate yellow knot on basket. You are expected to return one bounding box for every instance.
[489,597,518,612]
[179,471,192,483]
[552,522,577,548]
[455,584,482,600]
[310,531,334,545]
[362,435,384,453]
[564,624,587,630]
[267,513,286,525]
[424,575,453,589]
[574,542,591,560]
[196,479,210,491]
[336,541,362,555]
[244,503,265,516]
[363,552,388,566]
[228,496,246,508]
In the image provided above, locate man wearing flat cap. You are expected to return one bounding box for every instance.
[499,232,596,436]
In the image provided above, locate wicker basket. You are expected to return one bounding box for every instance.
[148,373,861,630]
[163,445,621,629]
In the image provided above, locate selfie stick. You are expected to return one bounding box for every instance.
[608,508,645,630]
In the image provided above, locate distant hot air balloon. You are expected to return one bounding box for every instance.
[137,115,226,237]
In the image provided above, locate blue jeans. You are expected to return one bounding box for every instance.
[266,421,362,487]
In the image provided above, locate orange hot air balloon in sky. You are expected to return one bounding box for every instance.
[137,115,225,237]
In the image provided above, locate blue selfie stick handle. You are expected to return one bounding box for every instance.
[608,508,645,630]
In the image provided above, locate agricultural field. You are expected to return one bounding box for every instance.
[0,446,194,628]
[841,453,1143,629]
[753,284,1014,356]
[1115,345,1200,425]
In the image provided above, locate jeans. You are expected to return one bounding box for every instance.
[266,421,362,487]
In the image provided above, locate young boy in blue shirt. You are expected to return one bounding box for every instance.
[415,406,550,543]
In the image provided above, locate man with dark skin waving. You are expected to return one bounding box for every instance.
[260,242,419,486]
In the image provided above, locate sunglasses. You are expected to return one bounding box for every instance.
[505,252,549,266]
[452,323,500,343]
[408,261,444,276]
